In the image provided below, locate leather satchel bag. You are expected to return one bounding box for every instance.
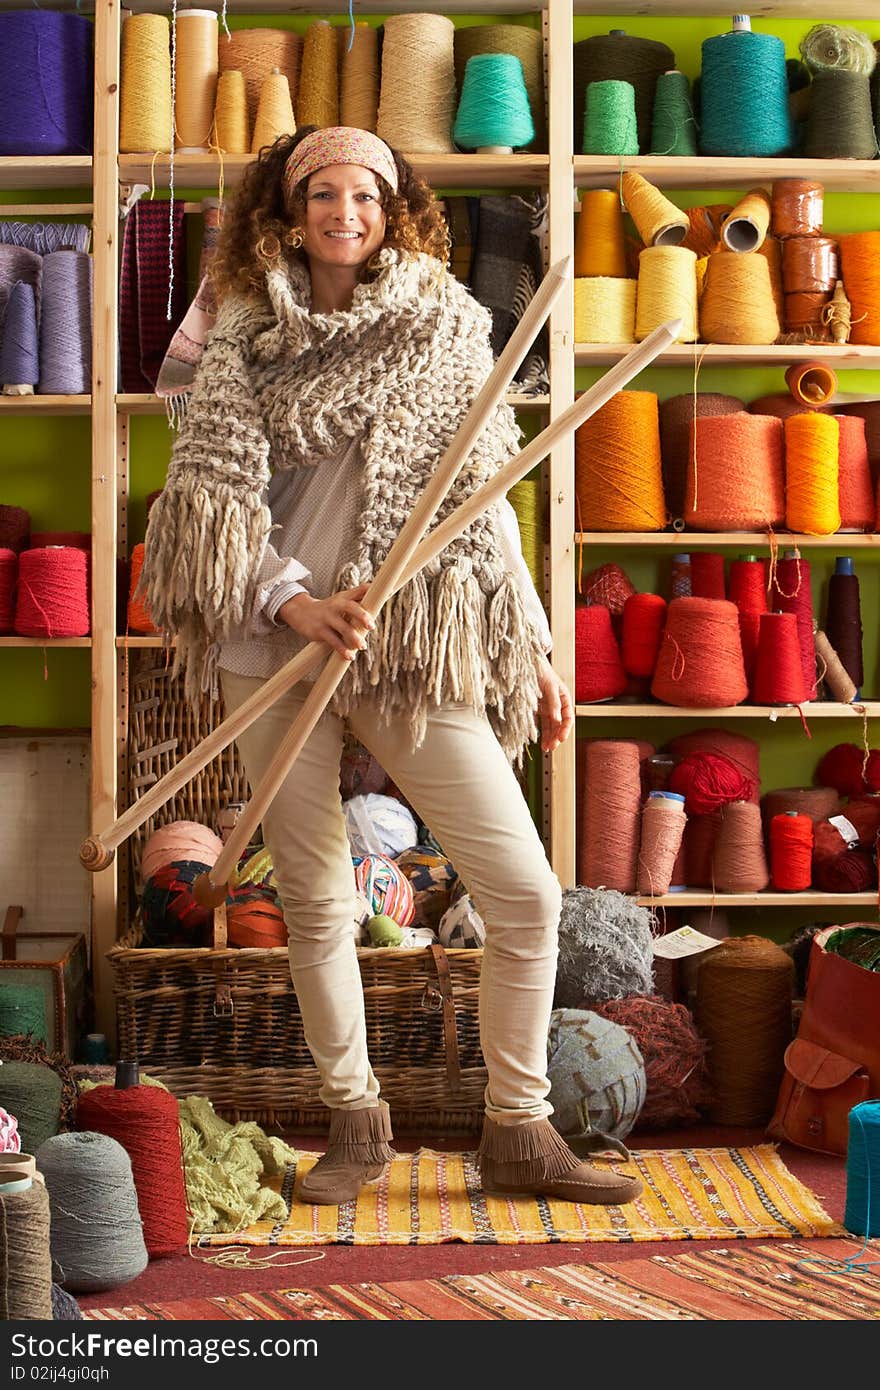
[767,923,880,1156]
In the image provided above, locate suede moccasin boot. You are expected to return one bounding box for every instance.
[297,1099,396,1206]
[477,1114,643,1205]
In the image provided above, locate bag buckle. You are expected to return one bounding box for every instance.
[213,983,234,1018]
[420,984,443,1013]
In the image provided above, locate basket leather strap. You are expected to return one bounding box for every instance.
[212,904,233,1017]
[423,942,461,1094]
[2,906,22,962]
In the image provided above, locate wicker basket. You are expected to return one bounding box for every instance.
[115,653,487,1130]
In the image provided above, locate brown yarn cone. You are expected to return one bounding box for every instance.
[712,801,770,893]
[296,20,339,129]
[695,936,794,1125]
[340,22,379,132]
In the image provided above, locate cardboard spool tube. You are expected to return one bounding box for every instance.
[785,361,838,408]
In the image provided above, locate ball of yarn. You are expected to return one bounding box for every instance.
[353,854,414,927]
[343,792,419,860]
[547,1008,646,1144]
[141,820,224,883]
[76,1081,188,1258]
[580,562,636,621]
[667,728,761,801]
[140,859,215,947]
[340,742,389,800]
[800,24,877,74]
[438,892,486,949]
[225,887,287,949]
[395,848,458,932]
[591,995,713,1130]
[367,914,404,948]
[842,796,880,845]
[811,822,876,893]
[0,1062,61,1153]
[670,751,757,816]
[51,1283,84,1319]
[816,743,880,799]
[36,1132,148,1292]
[556,888,654,1009]
[0,1105,20,1151]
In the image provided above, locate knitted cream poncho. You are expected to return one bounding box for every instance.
[143,248,543,760]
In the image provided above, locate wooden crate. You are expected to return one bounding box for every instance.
[1,907,89,1058]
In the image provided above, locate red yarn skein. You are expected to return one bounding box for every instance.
[621,593,666,679]
[580,563,636,630]
[14,547,90,638]
[811,818,877,892]
[669,751,757,815]
[0,548,16,632]
[769,811,813,890]
[816,743,880,799]
[76,1082,189,1257]
[575,604,627,702]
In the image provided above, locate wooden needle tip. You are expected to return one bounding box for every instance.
[193,872,230,909]
[79,837,115,872]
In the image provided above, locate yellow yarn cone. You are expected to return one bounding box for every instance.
[252,68,296,154]
[120,13,172,154]
[213,70,250,154]
[296,20,339,129]
[341,22,379,133]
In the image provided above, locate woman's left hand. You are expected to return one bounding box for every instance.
[536,656,574,754]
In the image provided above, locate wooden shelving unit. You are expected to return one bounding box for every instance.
[577,531,880,548]
[575,343,880,368]
[7,0,880,1035]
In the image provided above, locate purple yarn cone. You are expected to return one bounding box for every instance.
[38,252,92,396]
[0,281,39,389]
[0,12,93,156]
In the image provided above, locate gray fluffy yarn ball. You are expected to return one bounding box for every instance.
[555,887,655,1007]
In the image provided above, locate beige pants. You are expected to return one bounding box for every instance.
[221,669,562,1125]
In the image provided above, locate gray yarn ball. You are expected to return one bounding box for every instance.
[51,1283,84,1319]
[36,1132,148,1293]
[556,887,655,1007]
[548,1008,646,1145]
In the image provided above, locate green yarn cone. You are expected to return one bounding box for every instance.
[582,79,638,155]
[0,1061,62,1153]
[650,70,698,156]
[454,53,535,151]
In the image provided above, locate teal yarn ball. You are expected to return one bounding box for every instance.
[454,53,535,151]
[844,1101,880,1238]
[0,983,48,1045]
[547,1009,646,1146]
[582,79,638,155]
[699,30,792,156]
[0,1060,62,1153]
[367,914,404,947]
[650,70,697,156]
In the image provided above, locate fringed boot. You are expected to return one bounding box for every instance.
[477,1115,643,1205]
[297,1100,396,1206]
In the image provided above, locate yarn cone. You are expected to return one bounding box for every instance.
[252,68,295,154]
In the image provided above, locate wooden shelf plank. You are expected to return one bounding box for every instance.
[0,394,91,415]
[117,391,550,414]
[576,531,880,548]
[116,636,172,648]
[123,0,540,13]
[637,890,880,907]
[0,157,92,190]
[0,637,91,647]
[119,152,549,191]
[574,155,880,193]
[575,342,880,368]
[576,702,880,719]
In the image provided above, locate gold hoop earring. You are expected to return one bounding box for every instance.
[287,227,304,250]
[256,233,280,262]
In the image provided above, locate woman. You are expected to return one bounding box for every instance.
[143,127,641,1209]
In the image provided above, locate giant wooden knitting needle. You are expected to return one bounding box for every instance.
[80,257,573,873]
[189,316,682,907]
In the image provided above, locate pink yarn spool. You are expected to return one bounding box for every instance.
[141,820,225,883]
[579,740,642,892]
[637,792,687,897]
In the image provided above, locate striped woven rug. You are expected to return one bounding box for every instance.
[85,1240,879,1321]
[197,1145,838,1247]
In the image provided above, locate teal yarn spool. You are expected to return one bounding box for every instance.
[0,983,48,1045]
[36,1132,148,1293]
[844,1101,880,1238]
[699,28,792,156]
[453,54,534,152]
[650,70,697,156]
[582,79,638,155]
[0,1061,61,1153]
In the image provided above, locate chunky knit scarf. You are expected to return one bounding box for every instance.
[143,248,542,760]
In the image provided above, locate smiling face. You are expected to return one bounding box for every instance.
[301,162,388,274]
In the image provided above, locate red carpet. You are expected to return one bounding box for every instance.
[74,1126,847,1312]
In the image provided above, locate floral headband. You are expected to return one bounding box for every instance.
[283,128,399,204]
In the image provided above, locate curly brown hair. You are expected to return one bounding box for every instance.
[210,128,450,301]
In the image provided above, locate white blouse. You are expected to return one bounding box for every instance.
[218,438,551,680]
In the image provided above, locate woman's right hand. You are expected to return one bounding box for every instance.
[277,584,375,661]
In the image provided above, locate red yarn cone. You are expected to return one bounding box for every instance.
[575,604,627,702]
[751,611,808,704]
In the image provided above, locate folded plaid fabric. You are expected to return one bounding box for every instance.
[119,198,188,393]
[155,198,223,421]
[469,194,549,394]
